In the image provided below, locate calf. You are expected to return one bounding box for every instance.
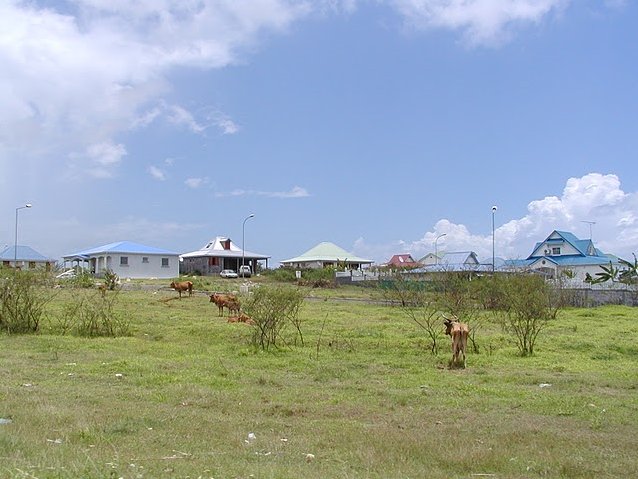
[443,315,469,368]
[170,281,193,299]
[209,292,239,316]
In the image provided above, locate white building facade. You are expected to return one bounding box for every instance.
[63,241,179,279]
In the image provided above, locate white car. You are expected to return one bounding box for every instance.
[220,269,238,278]
[239,265,252,278]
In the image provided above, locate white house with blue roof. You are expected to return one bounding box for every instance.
[504,230,622,281]
[1,245,55,271]
[62,241,179,279]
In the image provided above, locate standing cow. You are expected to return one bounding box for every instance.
[170,281,193,299]
[443,315,469,368]
[209,292,239,316]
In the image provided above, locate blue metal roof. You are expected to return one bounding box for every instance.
[64,241,178,258]
[0,245,54,262]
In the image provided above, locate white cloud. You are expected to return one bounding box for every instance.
[0,0,310,179]
[215,117,240,135]
[266,186,310,198]
[185,177,207,189]
[356,173,638,264]
[390,0,569,46]
[148,165,167,181]
[215,186,310,198]
[81,141,127,178]
[167,104,206,134]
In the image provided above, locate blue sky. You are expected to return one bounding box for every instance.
[1,0,637,267]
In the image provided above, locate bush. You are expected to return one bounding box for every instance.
[57,289,129,337]
[68,270,95,288]
[103,269,120,291]
[242,286,305,350]
[0,271,54,334]
[263,267,337,287]
[497,274,558,356]
[378,274,443,354]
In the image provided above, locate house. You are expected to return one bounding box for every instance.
[503,230,622,281]
[281,242,373,270]
[0,245,55,271]
[180,236,270,276]
[62,241,179,279]
[385,254,421,269]
[413,251,485,273]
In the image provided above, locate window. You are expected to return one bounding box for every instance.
[142,257,149,264]
[120,256,129,266]
[161,258,169,268]
[552,247,561,255]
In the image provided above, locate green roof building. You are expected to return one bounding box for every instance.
[281,242,373,270]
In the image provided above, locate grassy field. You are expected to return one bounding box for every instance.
[1,280,637,478]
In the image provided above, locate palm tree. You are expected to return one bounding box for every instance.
[618,253,638,285]
[592,261,620,284]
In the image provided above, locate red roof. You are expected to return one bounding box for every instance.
[386,254,420,268]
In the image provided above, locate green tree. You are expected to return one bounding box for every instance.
[242,286,305,350]
[497,274,557,356]
[380,274,443,355]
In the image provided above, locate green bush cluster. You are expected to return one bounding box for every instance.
[242,285,305,350]
[263,267,337,287]
[384,272,563,357]
[57,289,129,337]
[0,270,54,334]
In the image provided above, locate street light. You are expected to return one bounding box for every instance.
[241,213,255,277]
[491,205,498,273]
[434,233,447,265]
[14,203,32,268]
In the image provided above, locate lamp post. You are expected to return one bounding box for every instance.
[241,213,255,277]
[14,203,32,268]
[491,205,498,273]
[434,233,446,265]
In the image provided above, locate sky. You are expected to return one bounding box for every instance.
[1,0,637,267]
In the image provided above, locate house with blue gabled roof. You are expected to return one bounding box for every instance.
[1,245,55,271]
[504,230,622,281]
[62,241,179,279]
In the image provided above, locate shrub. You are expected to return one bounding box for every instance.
[0,270,54,334]
[242,286,305,350]
[263,267,337,287]
[497,274,558,356]
[103,269,120,291]
[379,274,443,354]
[68,270,95,288]
[57,289,129,337]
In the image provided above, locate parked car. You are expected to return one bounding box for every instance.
[239,265,252,278]
[220,269,238,279]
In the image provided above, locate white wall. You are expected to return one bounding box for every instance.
[92,253,178,279]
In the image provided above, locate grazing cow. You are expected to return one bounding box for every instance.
[209,292,239,316]
[443,315,469,368]
[170,280,193,299]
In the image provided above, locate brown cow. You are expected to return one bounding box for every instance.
[209,292,239,316]
[170,280,193,299]
[443,315,469,368]
[227,313,255,325]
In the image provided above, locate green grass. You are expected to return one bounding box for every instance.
[1,284,637,478]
